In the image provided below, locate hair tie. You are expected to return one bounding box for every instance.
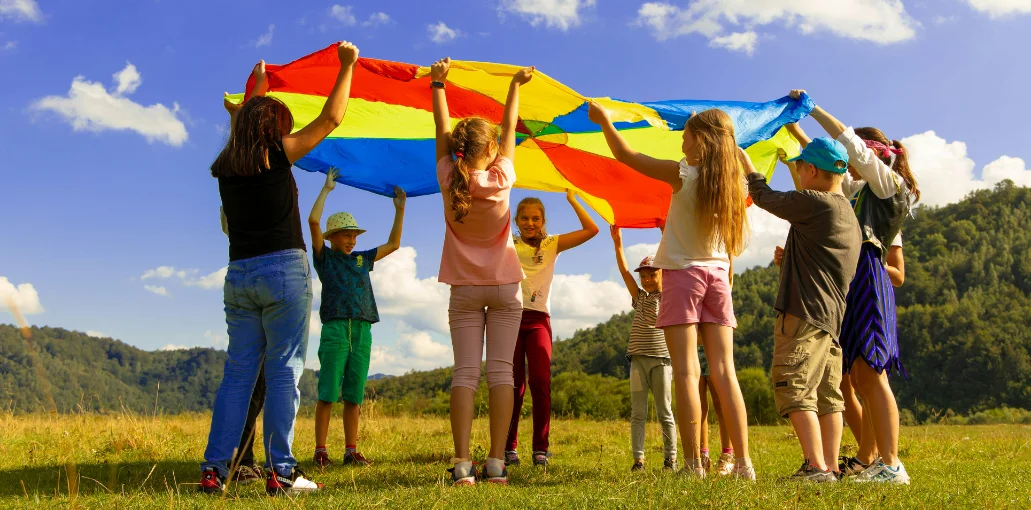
[863,139,904,158]
[454,151,464,159]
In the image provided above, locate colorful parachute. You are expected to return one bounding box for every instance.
[230,44,813,228]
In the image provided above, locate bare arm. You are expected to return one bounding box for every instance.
[499,67,535,160]
[781,122,810,191]
[588,102,681,190]
[430,57,452,162]
[308,168,339,259]
[375,187,407,261]
[283,41,359,164]
[556,190,600,253]
[610,226,640,299]
[224,61,269,135]
[886,245,905,287]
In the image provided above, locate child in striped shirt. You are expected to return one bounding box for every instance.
[612,226,677,472]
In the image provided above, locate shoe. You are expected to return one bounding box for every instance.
[342,450,370,466]
[448,461,476,486]
[631,460,645,472]
[198,467,225,494]
[232,464,263,485]
[716,453,735,476]
[854,460,911,485]
[663,457,678,471]
[532,450,551,467]
[784,461,836,483]
[505,450,520,466]
[480,463,509,485]
[838,455,870,477]
[266,467,323,496]
[313,450,333,468]
[732,464,757,482]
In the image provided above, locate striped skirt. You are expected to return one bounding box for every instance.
[840,244,907,378]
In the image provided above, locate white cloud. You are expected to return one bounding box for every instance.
[499,0,596,30]
[3,41,15,50]
[367,322,453,375]
[309,311,322,339]
[549,274,630,338]
[635,1,916,53]
[112,63,141,95]
[142,266,187,280]
[369,247,450,333]
[140,265,226,290]
[0,0,42,22]
[0,277,44,314]
[428,21,462,43]
[898,131,1031,207]
[189,267,228,290]
[204,329,227,349]
[159,344,189,351]
[86,330,107,338]
[967,0,1031,17]
[368,346,399,374]
[625,242,660,271]
[330,5,357,25]
[737,206,790,272]
[708,30,757,55]
[255,24,274,47]
[31,62,188,147]
[396,325,451,359]
[364,12,391,27]
[144,285,169,296]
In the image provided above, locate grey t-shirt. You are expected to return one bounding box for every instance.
[747,173,862,340]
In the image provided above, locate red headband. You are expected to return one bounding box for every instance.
[864,139,904,158]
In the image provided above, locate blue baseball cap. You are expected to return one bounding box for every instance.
[787,137,849,174]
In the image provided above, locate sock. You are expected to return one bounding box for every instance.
[692,457,704,470]
[486,457,506,477]
[701,448,710,458]
[346,444,357,454]
[452,459,473,479]
[721,447,733,455]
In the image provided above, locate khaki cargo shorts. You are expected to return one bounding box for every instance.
[771,313,844,417]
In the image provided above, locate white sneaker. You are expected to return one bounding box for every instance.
[265,467,322,496]
[716,453,735,476]
[732,464,757,482]
[854,460,910,485]
[449,459,476,486]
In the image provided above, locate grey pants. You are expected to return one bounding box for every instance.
[630,355,677,460]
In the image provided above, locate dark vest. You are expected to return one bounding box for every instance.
[853,179,911,263]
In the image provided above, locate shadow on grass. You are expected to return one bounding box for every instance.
[2,460,209,498]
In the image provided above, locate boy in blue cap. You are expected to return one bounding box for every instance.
[742,130,862,482]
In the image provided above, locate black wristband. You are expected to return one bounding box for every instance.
[430,81,446,89]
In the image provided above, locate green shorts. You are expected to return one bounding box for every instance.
[317,319,373,404]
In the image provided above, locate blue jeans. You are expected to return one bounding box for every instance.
[202,249,312,477]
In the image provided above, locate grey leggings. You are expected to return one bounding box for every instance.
[630,355,678,460]
[449,283,523,390]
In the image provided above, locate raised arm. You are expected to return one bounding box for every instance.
[308,168,339,258]
[431,57,452,162]
[283,42,359,164]
[499,66,535,160]
[610,226,640,299]
[224,61,269,134]
[375,187,407,261]
[588,102,681,190]
[556,190,600,253]
[782,122,811,190]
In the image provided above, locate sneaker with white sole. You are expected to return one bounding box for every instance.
[716,453,735,476]
[480,463,509,485]
[505,450,520,466]
[266,467,322,496]
[783,461,837,483]
[732,464,757,481]
[854,460,911,485]
[448,460,476,486]
[838,455,870,477]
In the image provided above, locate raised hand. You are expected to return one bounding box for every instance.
[587,101,610,125]
[223,92,242,115]
[789,89,806,100]
[431,57,451,81]
[324,167,339,191]
[610,224,622,242]
[512,66,535,85]
[393,186,407,210]
[337,41,360,67]
[774,246,784,266]
[566,189,577,202]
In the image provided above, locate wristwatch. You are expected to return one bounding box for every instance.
[430,81,446,89]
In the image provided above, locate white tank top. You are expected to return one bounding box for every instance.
[653,161,731,271]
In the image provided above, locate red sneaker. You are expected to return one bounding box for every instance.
[198,467,225,494]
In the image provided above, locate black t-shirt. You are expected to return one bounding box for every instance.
[218,142,306,261]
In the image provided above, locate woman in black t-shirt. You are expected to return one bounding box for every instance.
[199,41,360,497]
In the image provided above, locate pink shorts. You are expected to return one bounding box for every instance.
[655,266,737,329]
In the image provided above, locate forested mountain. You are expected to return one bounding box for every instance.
[3,182,1030,422]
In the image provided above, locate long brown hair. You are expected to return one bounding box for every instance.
[854,127,921,204]
[515,197,547,249]
[211,96,294,178]
[448,117,498,222]
[686,109,749,256]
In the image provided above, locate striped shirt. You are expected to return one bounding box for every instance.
[628,289,669,358]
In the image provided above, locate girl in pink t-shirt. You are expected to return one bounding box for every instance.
[430,57,534,486]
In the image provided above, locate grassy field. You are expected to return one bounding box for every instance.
[1,407,1029,508]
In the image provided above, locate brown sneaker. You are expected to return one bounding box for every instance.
[232,464,263,485]
[342,450,370,466]
[313,450,333,468]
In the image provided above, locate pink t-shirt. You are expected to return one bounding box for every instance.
[437,155,525,286]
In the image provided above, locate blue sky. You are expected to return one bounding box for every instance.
[2,0,1031,374]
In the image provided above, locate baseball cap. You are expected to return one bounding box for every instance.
[633,255,658,272]
[787,137,849,174]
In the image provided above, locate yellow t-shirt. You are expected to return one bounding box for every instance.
[514,235,559,314]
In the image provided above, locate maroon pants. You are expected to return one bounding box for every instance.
[506,310,553,452]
